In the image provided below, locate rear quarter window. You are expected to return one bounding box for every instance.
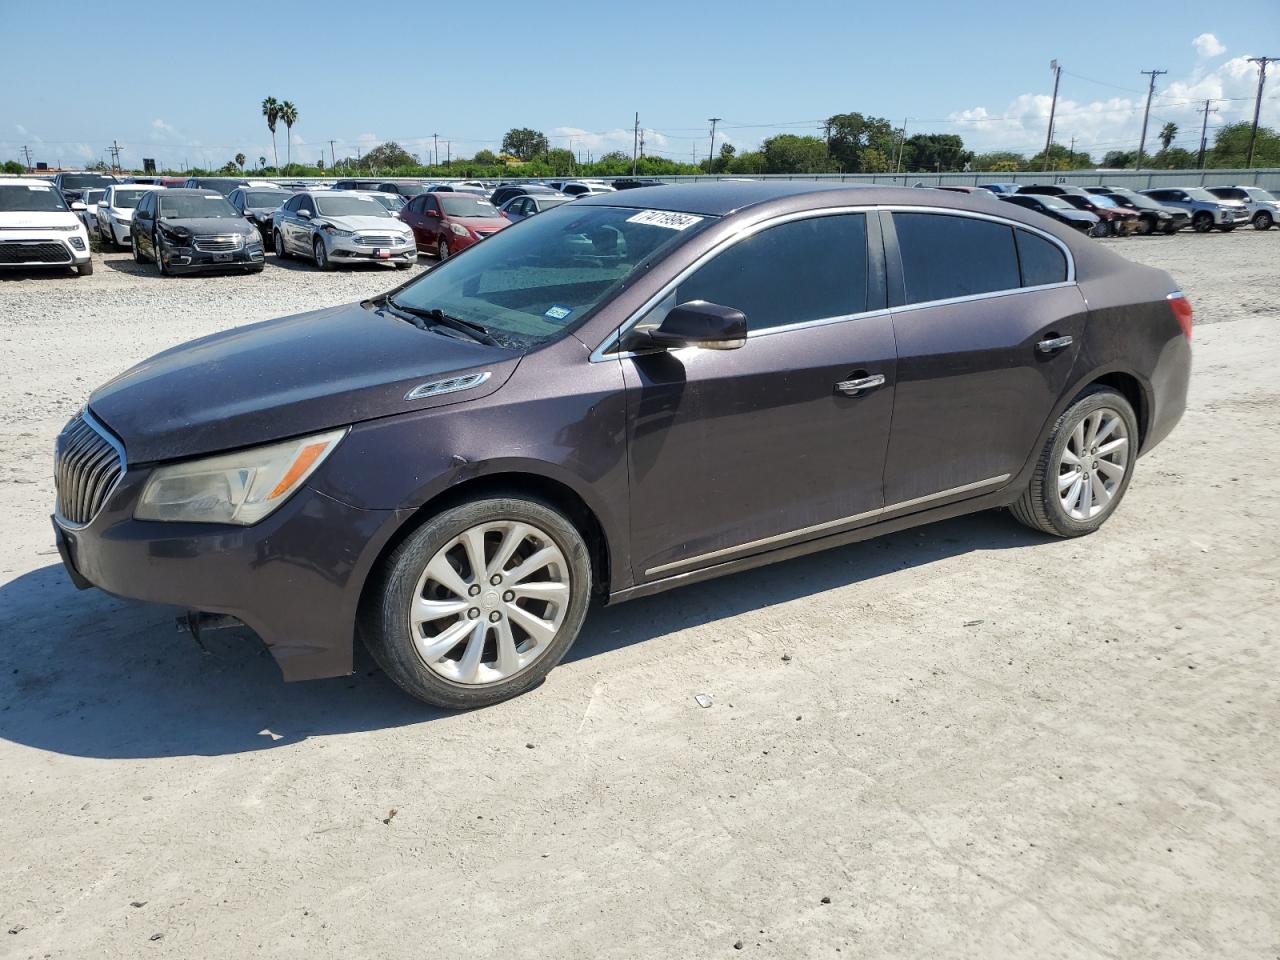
[893,213,1020,304]
[1015,229,1068,287]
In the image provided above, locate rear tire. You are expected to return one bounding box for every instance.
[132,234,143,263]
[1010,387,1138,538]
[361,496,592,709]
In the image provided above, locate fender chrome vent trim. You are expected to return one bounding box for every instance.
[404,371,491,402]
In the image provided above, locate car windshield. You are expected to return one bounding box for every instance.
[1120,193,1158,209]
[390,205,714,346]
[83,189,107,204]
[1183,188,1218,202]
[1247,187,1277,202]
[387,183,426,196]
[1089,194,1118,208]
[245,191,289,208]
[314,196,389,218]
[1030,195,1072,210]
[112,188,152,207]
[0,183,70,212]
[440,196,501,218]
[159,194,239,219]
[61,173,113,189]
[366,194,406,211]
[538,197,572,210]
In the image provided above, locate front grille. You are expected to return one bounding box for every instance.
[193,235,242,252]
[0,240,71,264]
[54,412,124,526]
[354,234,398,246]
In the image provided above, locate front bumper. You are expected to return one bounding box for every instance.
[161,242,265,272]
[327,234,417,262]
[0,233,91,268]
[52,466,408,681]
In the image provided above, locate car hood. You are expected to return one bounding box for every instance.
[158,217,256,236]
[318,215,405,232]
[456,216,507,230]
[88,301,519,463]
[1053,208,1096,222]
[0,210,84,229]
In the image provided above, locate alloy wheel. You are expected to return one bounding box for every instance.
[437,238,449,260]
[1058,407,1129,521]
[408,520,571,685]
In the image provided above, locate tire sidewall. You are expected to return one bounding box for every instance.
[1038,390,1139,536]
[363,496,593,709]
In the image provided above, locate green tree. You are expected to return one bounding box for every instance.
[1209,122,1280,167]
[728,151,767,174]
[761,134,837,174]
[235,152,246,171]
[261,97,280,170]
[362,141,418,170]
[279,101,298,172]
[903,133,972,172]
[1158,122,1178,152]
[1029,142,1093,171]
[501,127,550,161]
[712,141,736,173]
[824,112,898,172]
[1101,149,1136,169]
[971,151,1027,172]
[472,149,498,165]
[545,148,575,175]
[2,159,26,174]
[1151,147,1195,169]
[258,156,267,170]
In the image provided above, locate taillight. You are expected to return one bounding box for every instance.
[1167,291,1193,340]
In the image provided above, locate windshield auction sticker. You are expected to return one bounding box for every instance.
[625,210,704,231]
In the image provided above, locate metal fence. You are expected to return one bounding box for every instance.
[655,168,1280,190]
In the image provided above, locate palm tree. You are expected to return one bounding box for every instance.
[1158,122,1178,152]
[280,101,299,173]
[261,97,280,170]
[235,152,246,171]
[258,156,266,171]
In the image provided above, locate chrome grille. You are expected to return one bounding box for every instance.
[54,412,124,526]
[193,235,242,252]
[354,234,399,246]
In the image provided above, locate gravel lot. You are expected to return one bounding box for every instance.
[0,233,1277,959]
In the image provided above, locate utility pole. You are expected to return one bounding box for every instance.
[1135,68,1167,170]
[1067,135,1076,167]
[894,116,908,174]
[632,112,639,175]
[706,117,722,169]
[1196,99,1219,168]
[432,132,439,168]
[328,140,336,168]
[1245,57,1279,168]
[639,128,646,159]
[446,141,451,167]
[1043,60,1063,168]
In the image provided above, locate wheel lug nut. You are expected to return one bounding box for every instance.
[467,608,480,619]
[490,574,502,586]
[503,590,515,602]
[468,584,481,597]
[489,611,501,623]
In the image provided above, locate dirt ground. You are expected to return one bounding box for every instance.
[0,233,1277,959]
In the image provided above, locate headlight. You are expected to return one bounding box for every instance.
[449,222,470,237]
[134,429,347,525]
[243,232,261,246]
[51,224,81,232]
[322,224,354,238]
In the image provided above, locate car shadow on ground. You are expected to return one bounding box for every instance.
[0,512,1045,760]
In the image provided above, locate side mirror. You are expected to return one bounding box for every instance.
[298,209,312,219]
[70,201,87,212]
[426,209,441,218]
[628,300,747,352]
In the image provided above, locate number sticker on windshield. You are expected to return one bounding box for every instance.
[625,210,704,231]
[28,184,51,191]
[544,304,573,321]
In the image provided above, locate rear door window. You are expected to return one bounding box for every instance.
[893,213,1020,304]
[1015,229,1068,287]
[671,214,870,333]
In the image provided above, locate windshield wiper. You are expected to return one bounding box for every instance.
[385,297,501,346]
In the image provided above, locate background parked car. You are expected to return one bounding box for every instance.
[999,193,1099,234]
[373,180,427,198]
[352,190,408,217]
[330,178,385,192]
[1055,193,1139,237]
[612,177,667,190]
[499,193,573,222]
[427,183,490,197]
[0,177,94,275]
[52,170,116,203]
[489,183,565,209]
[1206,185,1279,230]
[183,177,252,197]
[1140,186,1249,233]
[272,190,416,270]
[979,182,1021,195]
[557,181,617,197]
[76,188,108,232]
[1084,187,1188,234]
[935,185,999,196]
[131,188,264,275]
[228,187,293,242]
[95,183,165,247]
[400,192,509,259]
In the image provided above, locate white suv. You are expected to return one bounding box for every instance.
[1207,185,1280,231]
[95,183,165,247]
[0,178,94,276]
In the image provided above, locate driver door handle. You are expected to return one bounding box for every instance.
[835,373,886,397]
[1037,334,1074,354]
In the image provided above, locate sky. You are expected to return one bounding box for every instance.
[2,0,1277,170]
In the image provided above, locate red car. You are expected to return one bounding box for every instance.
[400,192,508,259]
[1056,193,1140,237]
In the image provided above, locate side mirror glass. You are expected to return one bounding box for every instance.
[628,300,747,352]
[298,209,312,219]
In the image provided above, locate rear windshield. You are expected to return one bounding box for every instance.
[390,205,713,346]
[440,195,501,218]
[366,194,406,211]
[83,189,107,204]
[245,191,289,207]
[159,194,239,219]
[112,188,152,207]
[0,183,70,212]
[60,173,114,189]
[314,196,389,218]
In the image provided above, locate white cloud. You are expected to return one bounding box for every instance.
[1193,33,1226,58]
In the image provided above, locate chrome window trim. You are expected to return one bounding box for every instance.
[643,473,1011,577]
[589,204,1076,363]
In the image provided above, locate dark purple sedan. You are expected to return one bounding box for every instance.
[52,182,1192,708]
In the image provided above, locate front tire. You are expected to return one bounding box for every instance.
[437,237,449,260]
[1010,388,1138,538]
[360,496,592,709]
[274,229,290,259]
[154,234,168,275]
[132,234,143,263]
[313,236,332,270]
[1254,211,1274,230]
[1192,211,1214,233]
[1135,215,1154,236]
[76,259,94,276]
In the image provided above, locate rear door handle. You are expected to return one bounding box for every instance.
[1036,335,1074,354]
[835,373,886,397]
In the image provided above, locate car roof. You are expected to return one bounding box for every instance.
[572,180,929,216]
[1,177,56,186]
[160,188,232,196]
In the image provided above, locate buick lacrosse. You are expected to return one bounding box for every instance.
[52,183,1191,708]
